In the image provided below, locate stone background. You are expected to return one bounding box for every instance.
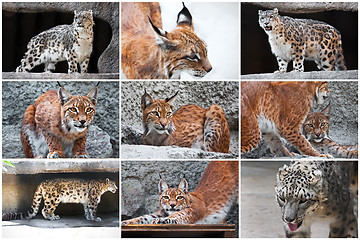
[121,161,239,236]
[2,81,119,158]
[121,81,239,158]
[242,81,358,158]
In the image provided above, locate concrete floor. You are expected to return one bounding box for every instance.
[2,212,119,238]
[241,161,330,238]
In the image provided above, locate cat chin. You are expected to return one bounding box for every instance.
[313,138,323,143]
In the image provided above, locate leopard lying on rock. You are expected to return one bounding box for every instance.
[275,161,357,238]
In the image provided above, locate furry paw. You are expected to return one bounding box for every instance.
[73,153,89,158]
[320,154,334,159]
[47,151,65,158]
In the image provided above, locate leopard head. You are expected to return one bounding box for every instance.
[258,8,280,32]
[105,178,118,194]
[73,10,94,32]
[158,177,190,216]
[303,104,331,143]
[141,90,177,136]
[58,82,98,134]
[275,161,323,233]
[148,3,212,79]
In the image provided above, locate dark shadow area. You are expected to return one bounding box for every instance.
[2,10,112,73]
[241,3,358,74]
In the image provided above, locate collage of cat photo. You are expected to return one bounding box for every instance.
[1,1,359,240]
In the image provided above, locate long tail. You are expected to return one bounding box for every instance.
[2,184,42,220]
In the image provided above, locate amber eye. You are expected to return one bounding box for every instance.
[68,107,77,113]
[162,196,170,200]
[176,196,184,201]
[166,112,172,117]
[306,124,314,129]
[320,122,327,127]
[152,111,160,117]
[86,107,93,114]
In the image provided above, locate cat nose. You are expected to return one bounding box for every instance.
[170,204,176,209]
[79,120,86,125]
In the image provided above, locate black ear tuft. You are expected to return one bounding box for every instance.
[148,16,165,37]
[165,91,179,103]
[177,2,192,27]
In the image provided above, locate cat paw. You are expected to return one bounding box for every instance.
[48,215,60,220]
[47,151,65,158]
[320,154,333,159]
[73,153,89,158]
[151,218,178,224]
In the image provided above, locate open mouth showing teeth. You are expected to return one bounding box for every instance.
[265,26,272,31]
[288,221,302,232]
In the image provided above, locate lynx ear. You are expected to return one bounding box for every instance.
[141,90,154,111]
[158,178,169,194]
[321,103,331,120]
[273,8,278,14]
[165,91,179,104]
[57,82,72,105]
[86,82,99,106]
[276,164,291,182]
[148,16,177,50]
[177,3,193,30]
[178,178,189,194]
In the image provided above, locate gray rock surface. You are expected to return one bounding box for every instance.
[3,73,119,79]
[121,161,239,232]
[241,70,358,79]
[2,2,119,73]
[121,81,239,157]
[242,81,358,158]
[2,81,119,158]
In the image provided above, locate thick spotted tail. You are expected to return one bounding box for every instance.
[335,40,347,71]
[2,185,43,221]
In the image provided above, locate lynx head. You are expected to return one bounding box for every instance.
[158,177,190,215]
[303,104,331,143]
[258,8,280,32]
[148,3,212,78]
[141,90,178,136]
[58,82,98,133]
[104,178,118,194]
[73,10,94,32]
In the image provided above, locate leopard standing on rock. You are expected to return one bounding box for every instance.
[16,10,94,73]
[259,8,346,72]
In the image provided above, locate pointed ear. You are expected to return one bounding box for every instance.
[148,16,177,50]
[165,91,179,104]
[86,82,99,106]
[178,178,188,194]
[57,82,72,105]
[321,103,331,120]
[277,164,290,182]
[273,8,278,14]
[158,178,169,194]
[141,90,154,111]
[177,3,193,30]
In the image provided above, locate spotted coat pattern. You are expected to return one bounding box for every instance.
[275,161,357,238]
[259,8,346,72]
[16,10,94,73]
[141,91,230,153]
[2,178,117,222]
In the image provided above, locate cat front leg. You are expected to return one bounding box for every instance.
[42,130,65,158]
[80,57,90,73]
[72,135,89,158]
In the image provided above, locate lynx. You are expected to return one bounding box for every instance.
[241,81,332,158]
[141,90,230,153]
[2,178,117,221]
[21,82,98,158]
[303,104,358,158]
[121,2,212,79]
[121,161,238,225]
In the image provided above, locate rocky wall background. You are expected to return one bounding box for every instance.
[121,81,239,158]
[2,81,119,158]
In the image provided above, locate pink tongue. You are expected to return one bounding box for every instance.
[288,223,298,232]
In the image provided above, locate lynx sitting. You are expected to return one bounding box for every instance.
[121,161,238,225]
[303,104,358,158]
[21,82,98,158]
[121,2,212,79]
[141,90,230,153]
[241,81,332,158]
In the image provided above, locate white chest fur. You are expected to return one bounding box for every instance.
[266,31,292,61]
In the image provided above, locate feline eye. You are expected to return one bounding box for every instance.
[320,122,327,127]
[162,196,170,200]
[299,199,307,204]
[176,196,184,201]
[68,107,77,113]
[85,107,93,114]
[166,112,172,117]
[151,111,160,117]
[186,54,199,62]
[306,124,314,129]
